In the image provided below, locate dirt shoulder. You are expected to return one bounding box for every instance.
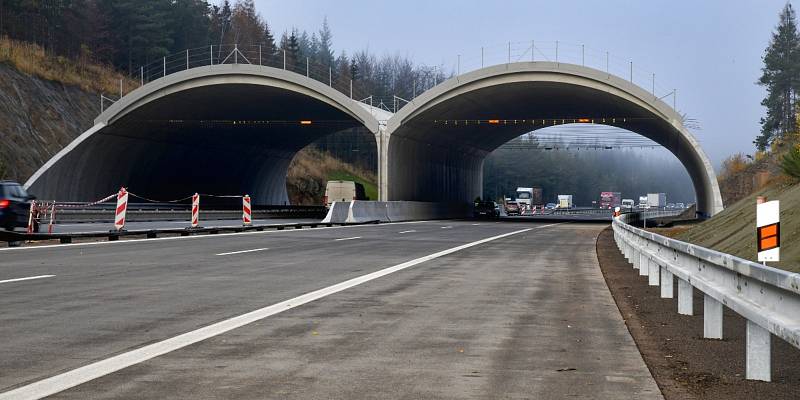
[595,227,800,399]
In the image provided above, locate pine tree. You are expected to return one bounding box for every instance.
[317,16,334,67]
[757,3,800,150]
[262,21,278,57]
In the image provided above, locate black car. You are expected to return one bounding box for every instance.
[0,181,35,231]
[473,200,500,218]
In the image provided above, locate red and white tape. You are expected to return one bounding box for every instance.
[191,193,200,228]
[114,187,128,230]
[242,195,252,226]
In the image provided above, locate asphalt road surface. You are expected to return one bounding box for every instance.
[0,220,661,399]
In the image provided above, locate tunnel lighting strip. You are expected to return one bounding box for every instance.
[431,117,657,126]
[140,119,356,126]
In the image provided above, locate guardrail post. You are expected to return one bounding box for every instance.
[648,259,659,286]
[677,278,693,315]
[746,320,771,381]
[703,294,723,339]
[639,249,649,276]
[660,268,673,298]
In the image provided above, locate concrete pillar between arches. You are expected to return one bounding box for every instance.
[660,268,673,298]
[703,294,723,339]
[677,278,693,315]
[746,320,771,381]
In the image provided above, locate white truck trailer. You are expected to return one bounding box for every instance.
[557,194,573,209]
[647,193,667,209]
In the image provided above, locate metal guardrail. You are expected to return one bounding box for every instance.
[612,211,800,382]
[1,220,379,246]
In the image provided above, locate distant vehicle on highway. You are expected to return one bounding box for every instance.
[621,199,635,210]
[666,203,676,209]
[647,193,667,209]
[473,201,500,218]
[0,181,35,231]
[324,180,366,207]
[545,202,557,210]
[505,201,520,216]
[599,191,622,209]
[676,202,686,209]
[514,187,542,211]
[557,194,573,209]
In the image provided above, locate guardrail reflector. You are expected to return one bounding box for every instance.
[756,200,779,262]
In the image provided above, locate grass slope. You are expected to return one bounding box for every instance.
[286,148,377,205]
[672,183,800,272]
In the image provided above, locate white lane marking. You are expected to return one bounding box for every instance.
[0,223,562,400]
[215,248,269,256]
[334,236,361,241]
[0,220,436,253]
[398,230,416,234]
[441,226,452,229]
[471,223,481,226]
[0,275,55,284]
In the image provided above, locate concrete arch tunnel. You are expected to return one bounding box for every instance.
[25,64,381,205]
[382,62,724,217]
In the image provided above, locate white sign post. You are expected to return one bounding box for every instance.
[756,200,779,263]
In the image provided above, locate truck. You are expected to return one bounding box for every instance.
[638,195,649,209]
[324,180,366,207]
[557,194,573,209]
[647,193,667,209]
[599,192,622,209]
[515,187,543,211]
[621,199,635,210]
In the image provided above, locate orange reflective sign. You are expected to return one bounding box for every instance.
[757,222,780,252]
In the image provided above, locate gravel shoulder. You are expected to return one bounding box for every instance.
[595,227,800,399]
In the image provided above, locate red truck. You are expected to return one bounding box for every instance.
[599,191,622,209]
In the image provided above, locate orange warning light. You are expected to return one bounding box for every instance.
[300,120,312,125]
[577,118,591,123]
[488,119,500,124]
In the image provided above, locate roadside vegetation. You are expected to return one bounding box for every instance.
[0,36,135,95]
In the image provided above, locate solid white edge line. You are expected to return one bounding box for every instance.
[215,248,269,256]
[0,220,436,253]
[334,236,361,241]
[398,230,416,234]
[0,275,55,284]
[0,223,562,400]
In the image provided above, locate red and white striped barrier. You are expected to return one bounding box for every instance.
[242,195,252,226]
[114,187,128,230]
[191,193,200,228]
[26,201,37,233]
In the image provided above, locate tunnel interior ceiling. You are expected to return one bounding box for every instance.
[396,81,667,152]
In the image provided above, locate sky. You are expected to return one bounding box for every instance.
[251,0,791,168]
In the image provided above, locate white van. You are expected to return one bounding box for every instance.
[324,180,366,207]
